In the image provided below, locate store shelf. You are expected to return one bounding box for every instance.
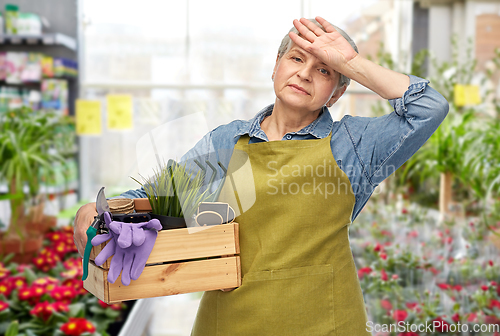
[0,181,79,195]
[0,33,77,51]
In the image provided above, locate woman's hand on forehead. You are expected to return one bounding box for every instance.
[290,16,358,74]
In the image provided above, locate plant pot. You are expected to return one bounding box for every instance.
[25,215,57,235]
[0,233,43,264]
[149,214,186,230]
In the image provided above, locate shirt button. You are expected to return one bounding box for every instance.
[286,134,292,140]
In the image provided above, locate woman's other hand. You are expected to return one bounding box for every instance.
[73,202,97,258]
[289,16,358,73]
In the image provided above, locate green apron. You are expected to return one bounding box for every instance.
[191,133,370,336]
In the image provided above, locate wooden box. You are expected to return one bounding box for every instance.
[83,199,241,304]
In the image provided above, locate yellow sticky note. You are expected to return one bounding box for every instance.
[454,84,481,107]
[76,100,102,135]
[107,95,133,130]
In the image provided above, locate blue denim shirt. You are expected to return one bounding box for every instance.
[121,75,449,221]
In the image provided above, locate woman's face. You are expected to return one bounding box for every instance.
[273,43,340,113]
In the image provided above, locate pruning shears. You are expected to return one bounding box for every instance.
[81,187,152,281]
[82,187,110,281]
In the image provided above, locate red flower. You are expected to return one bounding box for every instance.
[393,310,408,322]
[357,267,373,279]
[492,281,498,287]
[485,315,500,325]
[60,317,96,336]
[380,299,393,311]
[6,275,26,289]
[490,299,500,310]
[432,316,450,332]
[467,312,478,322]
[428,267,439,275]
[30,302,54,321]
[380,269,388,281]
[379,252,387,260]
[489,260,494,267]
[437,283,451,290]
[374,243,383,252]
[405,302,421,313]
[452,285,463,292]
[98,300,124,311]
[398,333,419,336]
[62,278,87,296]
[0,281,13,297]
[52,301,69,313]
[0,262,10,280]
[0,301,8,312]
[482,285,490,291]
[50,286,77,303]
[452,313,461,323]
[402,208,408,214]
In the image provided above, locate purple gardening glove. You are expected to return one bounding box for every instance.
[91,212,118,266]
[91,212,162,286]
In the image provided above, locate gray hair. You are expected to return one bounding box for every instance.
[277,19,358,89]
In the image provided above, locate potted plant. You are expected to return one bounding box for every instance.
[0,107,70,260]
[132,159,219,229]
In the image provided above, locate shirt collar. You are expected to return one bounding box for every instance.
[235,104,333,139]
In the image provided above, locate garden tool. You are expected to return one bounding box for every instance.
[91,212,162,286]
[82,188,152,281]
[82,187,110,281]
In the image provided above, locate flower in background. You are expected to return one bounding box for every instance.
[98,300,125,311]
[0,262,10,280]
[50,285,77,304]
[62,278,87,296]
[381,299,393,311]
[60,317,96,336]
[432,316,450,332]
[358,267,372,279]
[393,310,408,322]
[18,285,45,305]
[30,302,55,321]
[381,269,388,281]
[33,276,60,291]
[0,300,9,312]
[0,280,13,297]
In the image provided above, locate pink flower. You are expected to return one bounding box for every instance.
[392,274,399,280]
[467,312,478,322]
[379,252,387,260]
[402,208,408,214]
[380,299,393,311]
[380,269,388,281]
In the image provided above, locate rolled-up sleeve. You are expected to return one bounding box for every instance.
[345,75,449,220]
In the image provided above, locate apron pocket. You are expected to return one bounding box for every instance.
[216,264,335,336]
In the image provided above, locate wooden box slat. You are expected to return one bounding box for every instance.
[90,223,239,270]
[84,256,241,304]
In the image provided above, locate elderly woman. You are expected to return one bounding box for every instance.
[74,17,448,335]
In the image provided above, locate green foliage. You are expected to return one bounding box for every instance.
[0,106,75,234]
[368,35,500,217]
[132,160,214,218]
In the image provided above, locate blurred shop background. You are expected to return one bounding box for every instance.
[1,1,500,336]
